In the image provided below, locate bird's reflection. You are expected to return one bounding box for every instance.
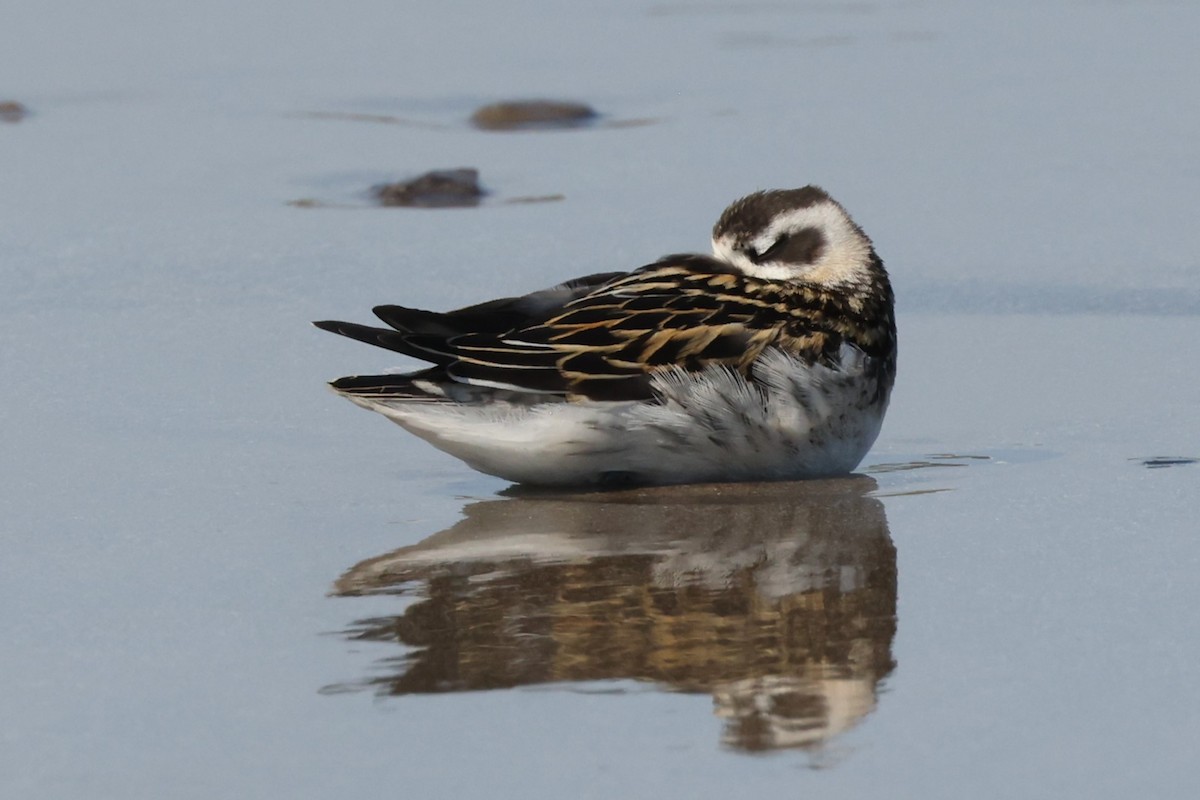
[329,476,897,753]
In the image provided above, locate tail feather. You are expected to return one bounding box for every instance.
[329,369,560,404]
[370,271,627,339]
[372,305,477,337]
[316,271,632,401]
[313,319,454,363]
[329,372,447,401]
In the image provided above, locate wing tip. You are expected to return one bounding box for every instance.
[326,373,449,403]
[328,374,392,395]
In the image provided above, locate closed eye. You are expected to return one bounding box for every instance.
[750,234,789,264]
[746,226,826,266]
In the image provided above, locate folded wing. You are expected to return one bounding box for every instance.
[316,257,831,402]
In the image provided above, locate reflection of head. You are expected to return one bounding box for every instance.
[715,673,880,753]
[330,477,896,753]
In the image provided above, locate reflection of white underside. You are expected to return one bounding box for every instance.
[335,477,889,599]
[348,347,887,486]
[713,674,877,751]
[353,532,873,598]
[362,534,595,567]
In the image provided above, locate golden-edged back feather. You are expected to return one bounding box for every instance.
[433,254,894,401]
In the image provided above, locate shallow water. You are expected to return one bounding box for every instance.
[3,1,1199,798]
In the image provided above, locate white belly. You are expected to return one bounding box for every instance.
[353,347,891,486]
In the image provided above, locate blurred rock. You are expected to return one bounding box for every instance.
[374,168,486,208]
[470,100,598,131]
[0,101,29,123]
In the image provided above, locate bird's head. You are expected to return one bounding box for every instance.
[711,186,879,289]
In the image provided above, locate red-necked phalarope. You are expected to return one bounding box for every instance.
[316,186,896,486]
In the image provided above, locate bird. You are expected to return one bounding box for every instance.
[315,185,896,487]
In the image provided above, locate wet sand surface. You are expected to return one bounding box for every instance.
[3,1,1198,798]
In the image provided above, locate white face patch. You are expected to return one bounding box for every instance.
[712,200,874,287]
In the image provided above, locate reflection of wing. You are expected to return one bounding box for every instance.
[329,478,897,753]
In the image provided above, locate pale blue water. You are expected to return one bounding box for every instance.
[3,1,1199,798]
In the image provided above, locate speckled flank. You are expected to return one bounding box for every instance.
[350,345,889,486]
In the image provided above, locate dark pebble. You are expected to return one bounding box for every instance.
[374,168,487,208]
